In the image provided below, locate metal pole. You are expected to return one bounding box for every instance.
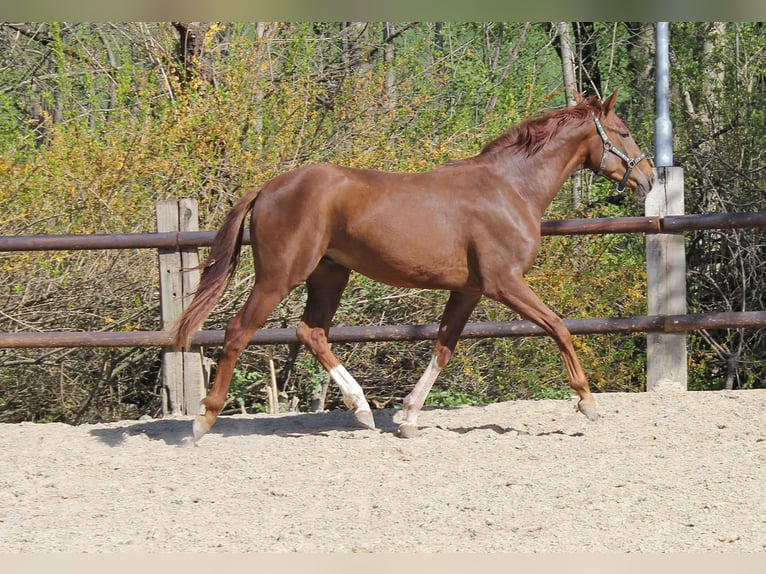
[655,22,673,167]
[646,21,687,392]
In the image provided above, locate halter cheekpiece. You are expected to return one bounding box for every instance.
[592,112,647,192]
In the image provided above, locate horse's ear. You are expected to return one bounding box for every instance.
[573,91,585,104]
[603,89,619,114]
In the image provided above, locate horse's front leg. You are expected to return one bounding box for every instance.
[483,272,599,421]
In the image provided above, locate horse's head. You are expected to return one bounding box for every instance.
[580,90,655,196]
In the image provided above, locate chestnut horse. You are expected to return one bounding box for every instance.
[174,90,654,441]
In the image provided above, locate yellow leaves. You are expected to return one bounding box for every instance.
[527,233,647,322]
[205,23,226,45]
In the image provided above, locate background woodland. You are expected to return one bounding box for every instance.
[1,22,764,423]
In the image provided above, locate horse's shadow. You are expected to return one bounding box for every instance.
[89,408,402,447]
[445,423,585,438]
[89,405,586,447]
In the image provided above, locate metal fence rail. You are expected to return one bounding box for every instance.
[2,212,765,252]
[2,311,766,349]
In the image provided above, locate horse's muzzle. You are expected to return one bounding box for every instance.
[632,168,656,198]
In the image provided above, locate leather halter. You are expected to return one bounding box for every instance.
[592,113,648,192]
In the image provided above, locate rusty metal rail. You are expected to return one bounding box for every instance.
[2,311,765,349]
[2,211,765,252]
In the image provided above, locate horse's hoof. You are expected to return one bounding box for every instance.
[396,423,420,439]
[193,415,211,443]
[577,400,599,421]
[354,408,376,430]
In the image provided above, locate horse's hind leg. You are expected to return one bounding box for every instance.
[397,290,481,438]
[193,283,285,442]
[296,259,375,430]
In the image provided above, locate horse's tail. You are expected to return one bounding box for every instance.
[173,187,261,351]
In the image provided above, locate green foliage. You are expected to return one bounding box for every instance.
[424,388,486,408]
[228,368,269,414]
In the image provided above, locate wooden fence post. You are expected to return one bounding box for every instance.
[645,167,688,391]
[156,199,209,416]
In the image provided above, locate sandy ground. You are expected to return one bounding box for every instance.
[2,388,766,553]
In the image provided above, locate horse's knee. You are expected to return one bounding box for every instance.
[435,345,452,369]
[297,321,326,352]
[296,321,310,345]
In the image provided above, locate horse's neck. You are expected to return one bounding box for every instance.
[501,123,590,218]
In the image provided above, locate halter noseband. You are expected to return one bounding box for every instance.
[592,113,647,192]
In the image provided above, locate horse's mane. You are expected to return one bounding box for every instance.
[476,96,602,160]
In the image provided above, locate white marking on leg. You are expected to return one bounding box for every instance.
[329,364,370,411]
[329,364,375,429]
[401,355,442,427]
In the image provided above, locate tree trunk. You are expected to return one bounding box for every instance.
[700,22,727,130]
[625,22,655,117]
[556,22,583,209]
[172,22,214,88]
[434,22,444,52]
[556,22,577,106]
[383,22,397,112]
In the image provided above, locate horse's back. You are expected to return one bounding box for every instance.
[249,160,540,290]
